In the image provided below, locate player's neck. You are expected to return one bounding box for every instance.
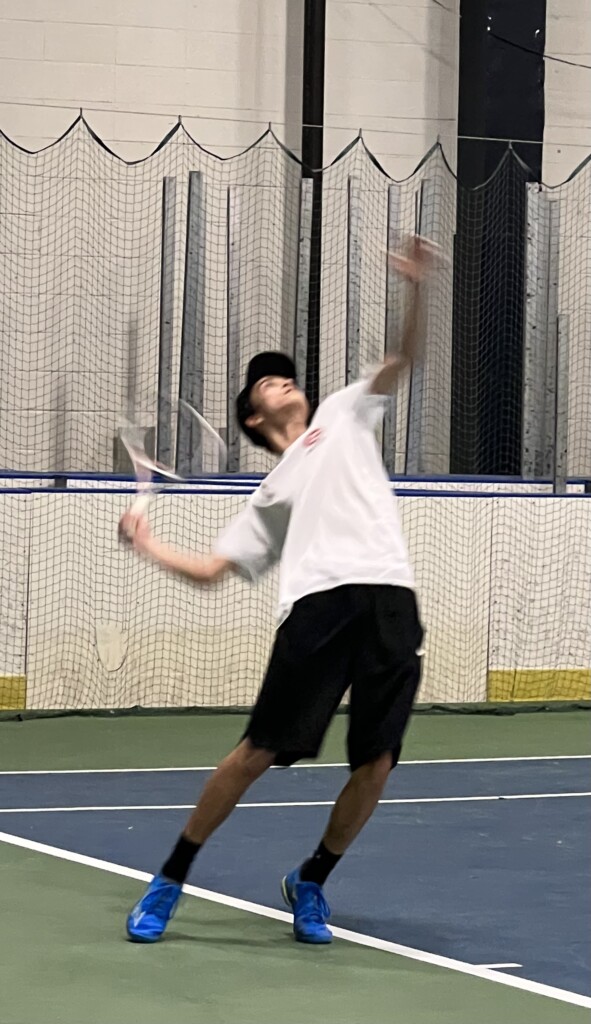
[267,418,308,455]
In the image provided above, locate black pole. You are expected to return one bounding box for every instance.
[452,0,546,474]
[301,0,326,410]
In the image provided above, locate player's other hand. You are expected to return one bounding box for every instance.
[118,510,153,553]
[387,235,442,283]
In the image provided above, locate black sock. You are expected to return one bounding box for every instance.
[299,841,342,886]
[161,835,201,885]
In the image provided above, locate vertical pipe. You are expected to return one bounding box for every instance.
[405,180,431,475]
[383,182,401,475]
[554,314,569,494]
[156,176,176,466]
[301,0,326,409]
[346,177,361,384]
[543,198,560,478]
[226,186,241,473]
[177,171,205,475]
[294,177,313,387]
[522,182,545,478]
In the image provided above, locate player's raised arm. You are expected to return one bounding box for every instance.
[370,236,440,396]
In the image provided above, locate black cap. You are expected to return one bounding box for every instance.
[236,351,297,449]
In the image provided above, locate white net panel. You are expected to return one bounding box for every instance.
[489,497,591,700]
[0,489,588,712]
[312,142,456,474]
[1,122,589,714]
[223,137,301,474]
[0,122,172,472]
[547,158,591,478]
[0,120,302,476]
[3,121,589,481]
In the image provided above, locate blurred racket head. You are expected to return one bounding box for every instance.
[118,426,183,544]
[178,399,228,475]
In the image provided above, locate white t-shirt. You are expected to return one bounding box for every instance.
[214,380,415,624]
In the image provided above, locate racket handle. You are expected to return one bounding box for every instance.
[118,492,151,547]
[130,493,152,516]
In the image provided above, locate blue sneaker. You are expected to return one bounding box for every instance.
[281,868,332,944]
[126,874,182,943]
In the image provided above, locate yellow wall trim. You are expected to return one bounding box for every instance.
[0,676,26,711]
[488,669,591,702]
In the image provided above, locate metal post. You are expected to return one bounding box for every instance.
[125,318,139,427]
[383,183,401,475]
[226,186,241,473]
[114,318,156,472]
[294,178,313,387]
[52,376,67,478]
[301,0,326,410]
[405,180,432,475]
[522,183,545,477]
[522,186,560,480]
[554,314,569,494]
[156,176,176,465]
[177,171,205,475]
[543,198,560,478]
[346,177,361,384]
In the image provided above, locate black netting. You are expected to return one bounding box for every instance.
[0,487,588,711]
[451,151,531,475]
[1,119,589,479]
[0,118,590,713]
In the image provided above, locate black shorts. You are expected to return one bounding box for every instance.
[244,584,423,772]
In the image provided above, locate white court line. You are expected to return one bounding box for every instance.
[1,791,589,813]
[0,755,589,776]
[478,963,523,970]
[0,829,588,1010]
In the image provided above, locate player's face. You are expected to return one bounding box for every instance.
[250,376,309,426]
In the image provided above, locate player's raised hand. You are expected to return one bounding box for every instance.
[386,235,442,283]
[118,509,153,552]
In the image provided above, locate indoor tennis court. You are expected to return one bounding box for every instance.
[1,712,589,1024]
[2,3,591,1023]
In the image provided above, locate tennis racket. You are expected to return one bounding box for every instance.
[118,399,227,543]
[176,398,228,476]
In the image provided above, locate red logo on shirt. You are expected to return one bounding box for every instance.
[303,428,324,449]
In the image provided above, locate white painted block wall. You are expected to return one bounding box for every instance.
[324,0,460,176]
[0,2,588,181]
[543,0,591,185]
[0,0,303,161]
[0,0,458,176]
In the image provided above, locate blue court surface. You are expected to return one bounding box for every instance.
[1,755,589,1001]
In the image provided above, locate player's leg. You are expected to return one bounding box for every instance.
[315,748,394,857]
[318,583,421,855]
[126,589,354,944]
[161,739,276,872]
[126,739,275,943]
[176,740,276,847]
[285,585,423,932]
[245,586,360,944]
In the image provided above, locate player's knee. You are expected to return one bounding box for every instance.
[373,752,394,781]
[235,740,275,780]
[356,751,393,785]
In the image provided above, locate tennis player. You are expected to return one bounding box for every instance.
[122,237,438,945]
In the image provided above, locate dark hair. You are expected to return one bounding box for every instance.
[236,352,298,452]
[235,389,274,451]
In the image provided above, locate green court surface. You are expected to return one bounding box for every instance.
[1,707,589,771]
[0,711,589,1024]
